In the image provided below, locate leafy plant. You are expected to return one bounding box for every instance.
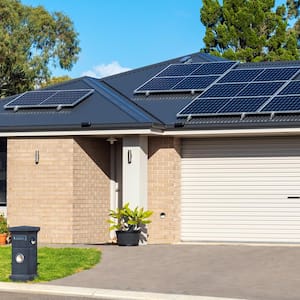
[0,214,8,234]
[108,203,153,232]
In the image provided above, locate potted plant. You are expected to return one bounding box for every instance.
[0,213,8,245]
[109,203,153,246]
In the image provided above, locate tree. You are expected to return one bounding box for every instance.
[200,0,299,62]
[41,75,72,88]
[287,0,300,45]
[0,0,80,97]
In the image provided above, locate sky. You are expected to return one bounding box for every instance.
[21,0,204,78]
[21,0,286,79]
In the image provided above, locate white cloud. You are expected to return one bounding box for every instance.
[82,61,131,78]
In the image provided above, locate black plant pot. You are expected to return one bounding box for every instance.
[116,230,140,246]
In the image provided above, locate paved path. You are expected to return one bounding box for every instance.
[47,244,300,300]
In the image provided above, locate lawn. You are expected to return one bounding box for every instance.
[0,246,101,282]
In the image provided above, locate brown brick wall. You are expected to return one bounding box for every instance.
[7,138,74,243]
[7,137,111,243]
[73,138,110,243]
[148,137,181,244]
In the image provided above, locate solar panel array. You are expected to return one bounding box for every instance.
[4,89,94,110]
[177,65,300,117]
[134,61,236,93]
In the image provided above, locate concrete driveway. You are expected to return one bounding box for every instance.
[48,244,300,300]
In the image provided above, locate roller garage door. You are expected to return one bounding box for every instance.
[181,137,300,243]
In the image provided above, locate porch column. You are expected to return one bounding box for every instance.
[122,136,148,208]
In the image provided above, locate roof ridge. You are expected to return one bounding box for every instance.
[82,77,163,124]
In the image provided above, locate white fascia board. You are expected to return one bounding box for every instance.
[163,127,300,138]
[0,128,163,137]
[2,127,300,138]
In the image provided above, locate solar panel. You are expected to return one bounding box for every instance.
[134,61,236,94]
[157,63,201,77]
[199,83,247,98]
[136,77,184,91]
[4,89,94,109]
[178,98,231,116]
[219,97,269,113]
[6,91,56,107]
[172,76,219,90]
[190,61,236,75]
[279,81,300,95]
[261,96,300,112]
[41,90,93,106]
[218,69,263,83]
[254,68,300,81]
[237,81,284,97]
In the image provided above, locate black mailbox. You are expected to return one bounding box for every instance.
[9,226,40,281]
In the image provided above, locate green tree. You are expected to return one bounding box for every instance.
[200,0,299,62]
[0,0,80,97]
[41,75,72,88]
[287,0,300,45]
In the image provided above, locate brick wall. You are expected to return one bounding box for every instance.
[7,138,74,243]
[148,137,181,244]
[73,138,110,243]
[7,137,110,243]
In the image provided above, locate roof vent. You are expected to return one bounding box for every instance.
[179,56,192,64]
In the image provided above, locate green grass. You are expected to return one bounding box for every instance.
[0,246,101,282]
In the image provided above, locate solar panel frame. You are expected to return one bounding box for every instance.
[171,75,219,91]
[40,90,94,106]
[176,64,300,118]
[134,61,237,94]
[156,63,202,77]
[133,77,185,92]
[236,81,285,97]
[218,97,269,113]
[279,80,300,96]
[218,69,264,83]
[260,95,300,113]
[198,83,247,98]
[177,98,232,116]
[4,91,56,107]
[190,61,236,75]
[4,89,94,109]
[254,67,300,82]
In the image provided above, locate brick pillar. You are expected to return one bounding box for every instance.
[148,137,181,244]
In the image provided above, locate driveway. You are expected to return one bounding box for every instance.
[48,244,300,300]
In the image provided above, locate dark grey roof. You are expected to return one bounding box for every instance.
[0,77,162,132]
[2,52,300,133]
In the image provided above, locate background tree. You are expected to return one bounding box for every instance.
[200,0,299,62]
[40,75,72,88]
[287,0,300,45]
[0,0,80,97]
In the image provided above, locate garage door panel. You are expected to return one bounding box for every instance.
[181,137,300,243]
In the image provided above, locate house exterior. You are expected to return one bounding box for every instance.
[1,52,300,244]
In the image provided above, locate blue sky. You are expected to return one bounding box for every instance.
[21,0,286,79]
[21,0,204,78]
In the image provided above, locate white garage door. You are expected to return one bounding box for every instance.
[181,137,300,243]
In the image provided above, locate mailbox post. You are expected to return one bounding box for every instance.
[9,226,40,281]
